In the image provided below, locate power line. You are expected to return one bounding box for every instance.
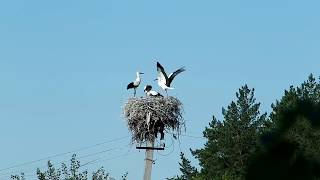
[0,133,205,179]
[81,151,137,168]
[83,143,136,167]
[157,138,175,157]
[0,145,133,179]
[16,148,137,180]
[167,132,205,139]
[77,145,129,160]
[0,135,129,173]
[180,134,206,139]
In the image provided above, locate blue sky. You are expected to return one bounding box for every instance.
[0,0,320,179]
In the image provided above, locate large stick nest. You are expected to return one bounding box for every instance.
[123,96,184,144]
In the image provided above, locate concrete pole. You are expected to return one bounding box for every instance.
[143,141,154,180]
[143,112,154,180]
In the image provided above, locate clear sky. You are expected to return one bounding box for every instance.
[0,0,320,179]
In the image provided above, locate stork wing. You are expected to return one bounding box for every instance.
[157,62,168,85]
[168,67,185,86]
[127,82,135,89]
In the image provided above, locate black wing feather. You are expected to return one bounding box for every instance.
[127,82,135,89]
[157,62,168,82]
[168,67,186,86]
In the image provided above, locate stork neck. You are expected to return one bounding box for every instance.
[136,72,141,80]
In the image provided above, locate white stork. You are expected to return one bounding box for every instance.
[156,62,185,96]
[144,85,163,97]
[127,71,144,97]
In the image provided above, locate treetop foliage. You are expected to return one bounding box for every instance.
[171,74,320,180]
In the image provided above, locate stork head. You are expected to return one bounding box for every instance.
[137,72,144,75]
[144,85,152,92]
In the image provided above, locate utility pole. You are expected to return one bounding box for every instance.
[143,140,154,180]
[134,112,164,180]
[124,89,183,180]
[143,112,154,180]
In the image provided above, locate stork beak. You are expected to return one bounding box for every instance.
[140,72,144,75]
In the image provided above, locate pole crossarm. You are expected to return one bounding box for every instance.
[136,147,165,150]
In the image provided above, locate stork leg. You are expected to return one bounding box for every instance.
[159,121,164,140]
[134,88,136,97]
[160,131,164,140]
[165,89,168,97]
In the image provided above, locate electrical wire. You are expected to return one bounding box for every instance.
[0,133,204,179]
[0,136,130,178]
[0,145,133,180]
[156,137,175,157]
[79,144,134,168]
[180,134,205,139]
[12,148,137,180]
[81,151,137,168]
[166,132,205,139]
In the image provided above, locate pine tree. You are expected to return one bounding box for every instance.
[191,85,267,179]
[245,74,320,179]
[167,153,198,180]
[269,74,320,158]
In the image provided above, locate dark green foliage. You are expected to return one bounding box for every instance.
[10,153,125,180]
[168,74,320,180]
[121,172,128,180]
[11,173,25,180]
[167,153,198,180]
[37,161,61,180]
[33,154,124,180]
[92,168,111,180]
[36,154,87,180]
[191,85,267,179]
[246,74,320,179]
[92,168,108,180]
[269,74,320,158]
[61,154,88,180]
[246,99,320,179]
